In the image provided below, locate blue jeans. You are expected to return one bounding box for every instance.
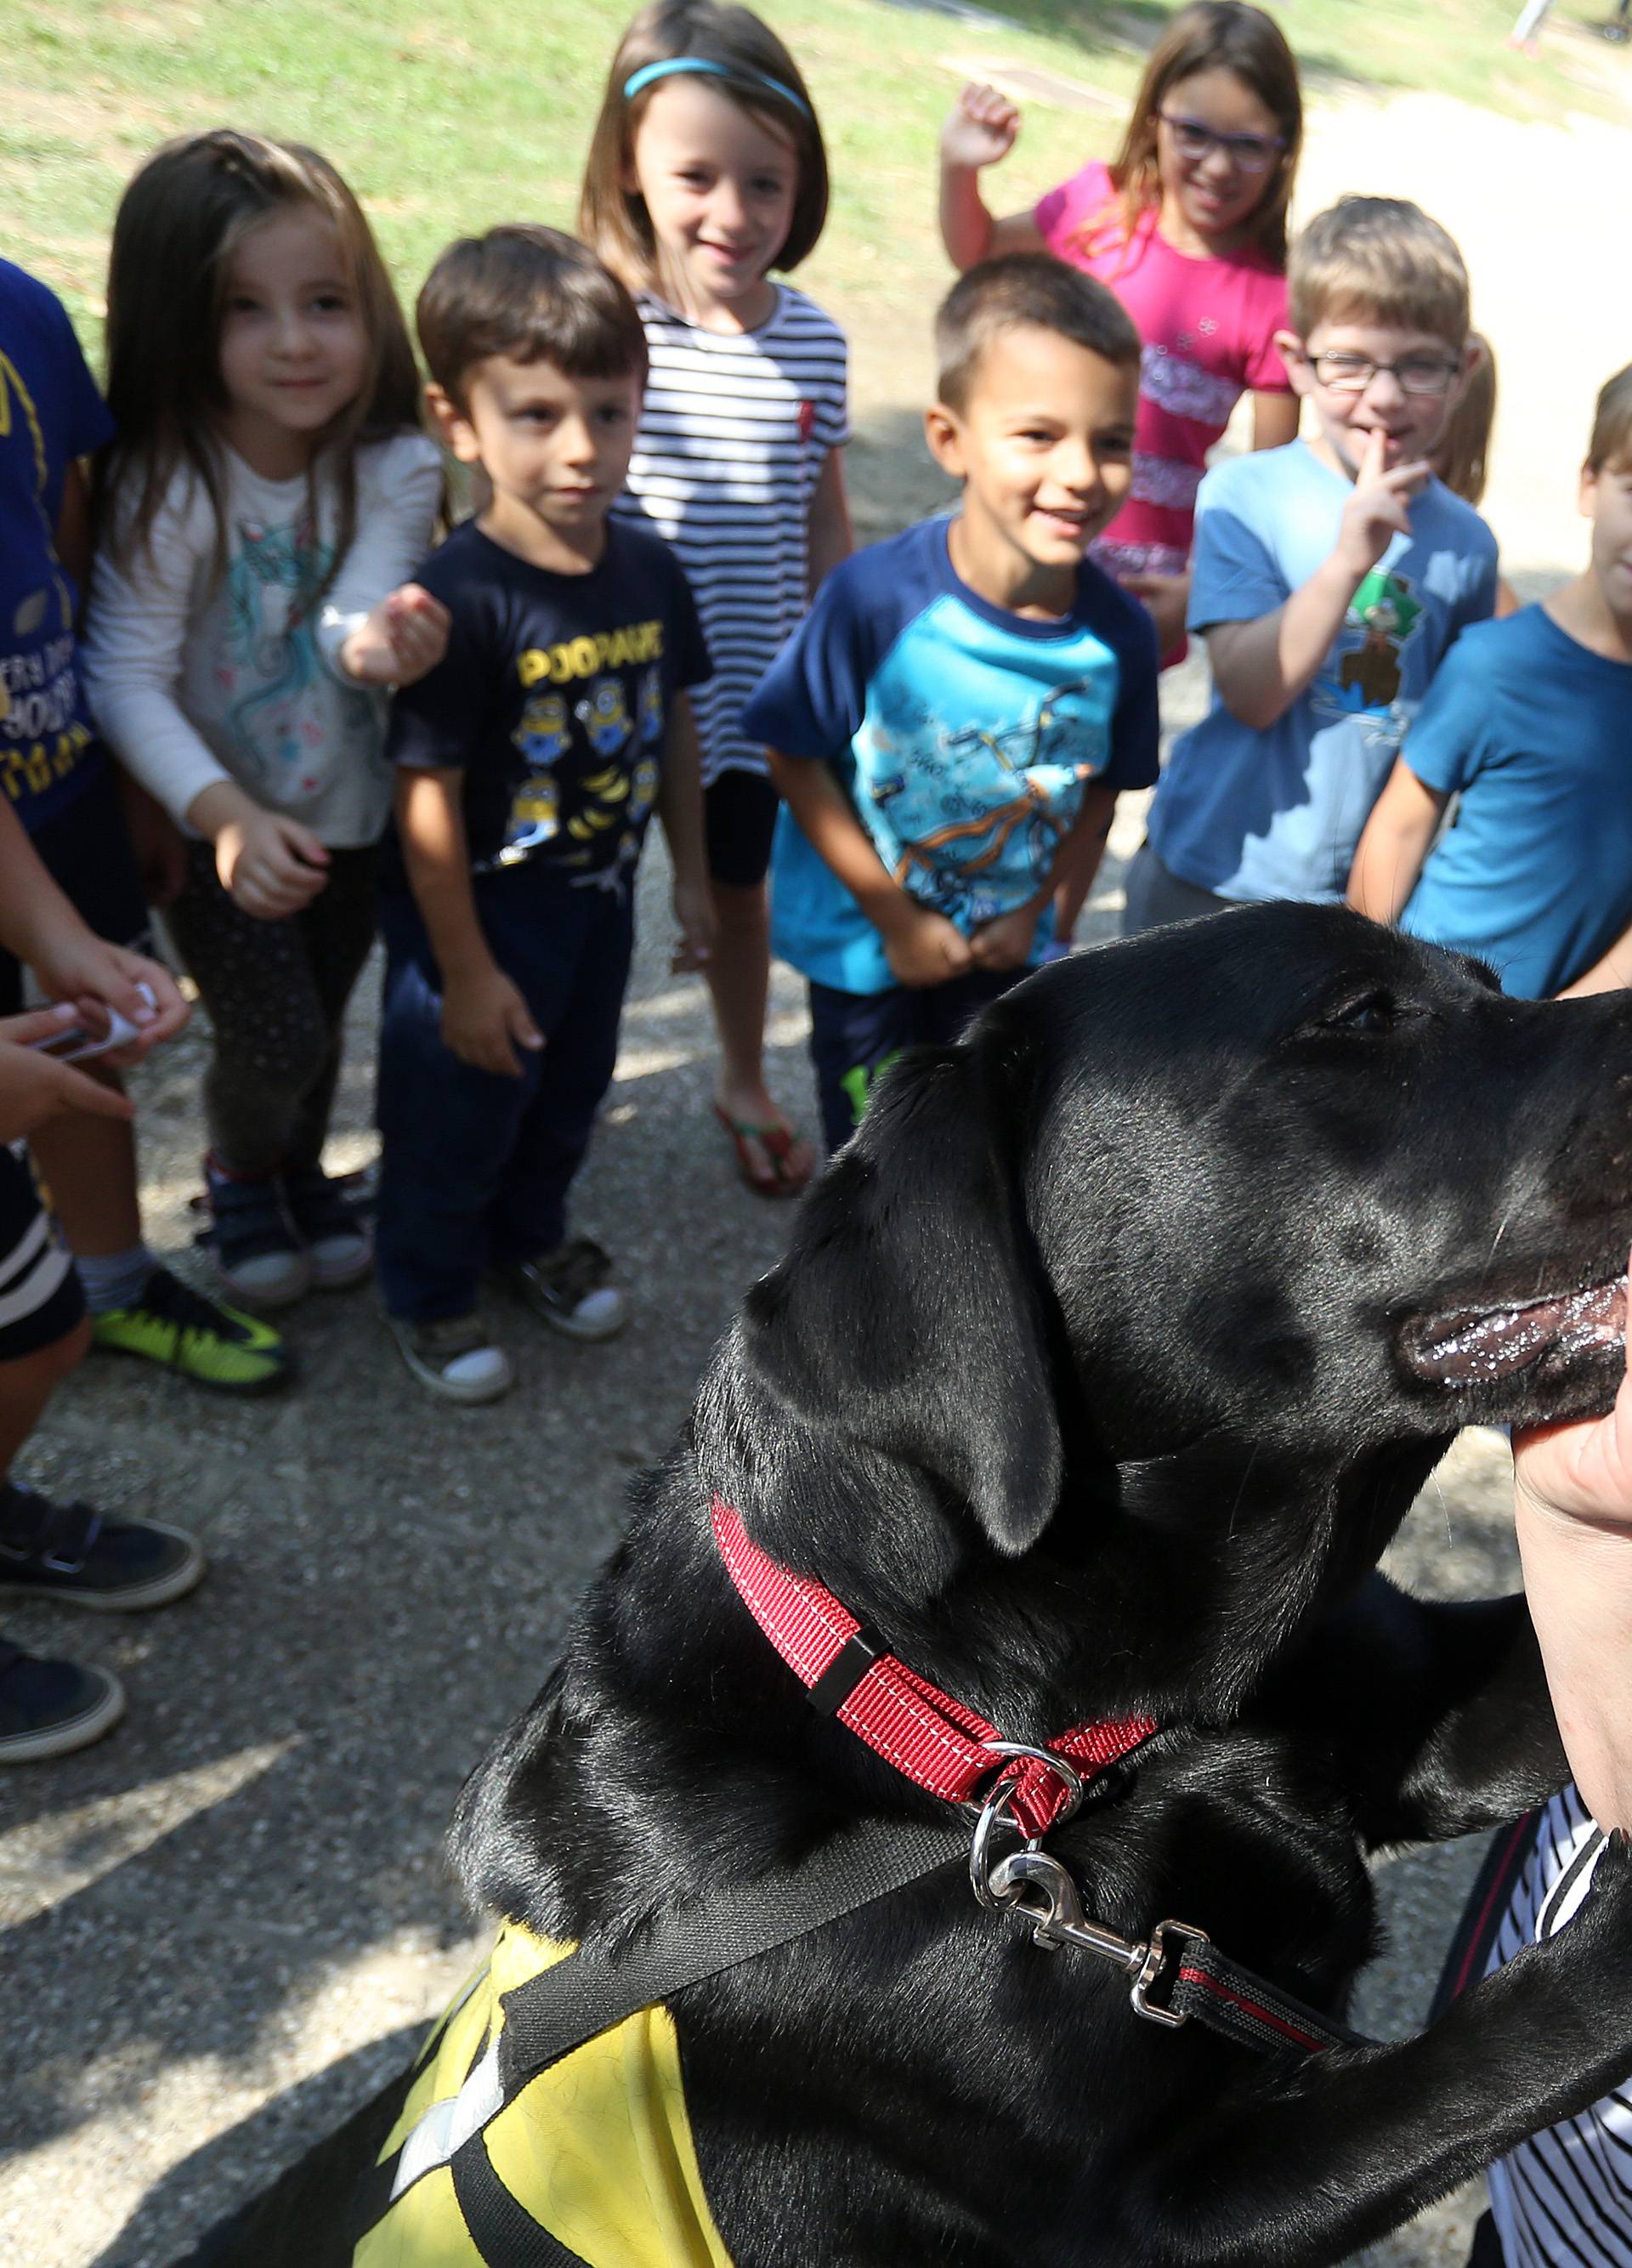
[806,964,1023,1153]
[375,873,634,1323]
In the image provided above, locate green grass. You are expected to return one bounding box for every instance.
[8,0,1618,347]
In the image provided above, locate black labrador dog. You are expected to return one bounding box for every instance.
[189,904,1632,2267]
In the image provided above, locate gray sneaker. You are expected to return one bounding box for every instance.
[0,1641,126,1763]
[499,1239,627,1341]
[386,1311,513,1404]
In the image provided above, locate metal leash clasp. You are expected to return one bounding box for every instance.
[966,1741,1085,1913]
[983,1847,1209,2028]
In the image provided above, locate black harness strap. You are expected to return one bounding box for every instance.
[451,2130,591,2268]
[497,1821,965,2091]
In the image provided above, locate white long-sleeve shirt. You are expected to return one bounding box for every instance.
[83,431,442,847]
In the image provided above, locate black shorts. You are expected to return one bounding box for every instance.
[0,764,151,1016]
[0,1147,84,1360]
[704,769,780,891]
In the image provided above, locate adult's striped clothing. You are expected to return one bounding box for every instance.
[615,285,848,789]
[1486,1782,1632,2267]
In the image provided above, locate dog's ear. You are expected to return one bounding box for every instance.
[741,1040,1062,1555]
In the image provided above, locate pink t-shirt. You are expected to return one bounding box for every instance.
[1034,161,1290,580]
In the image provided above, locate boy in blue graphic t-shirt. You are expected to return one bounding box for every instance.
[1350,363,1632,1002]
[744,257,1159,1152]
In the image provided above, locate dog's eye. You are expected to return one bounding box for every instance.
[1327,991,1397,1035]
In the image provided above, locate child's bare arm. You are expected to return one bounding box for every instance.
[1346,760,1448,926]
[938,83,1046,270]
[808,451,853,598]
[1560,919,1632,999]
[656,696,715,972]
[1209,430,1432,731]
[767,748,972,989]
[396,767,541,1078]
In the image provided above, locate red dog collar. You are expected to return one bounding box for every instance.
[711,1498,1155,1836]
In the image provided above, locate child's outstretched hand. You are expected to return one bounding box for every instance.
[1335,427,1432,581]
[670,876,717,976]
[882,903,974,989]
[216,807,332,921]
[941,82,1023,171]
[442,962,544,1079]
[342,584,452,689]
[0,1007,144,1143]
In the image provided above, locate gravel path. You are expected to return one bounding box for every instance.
[5,55,1630,2268]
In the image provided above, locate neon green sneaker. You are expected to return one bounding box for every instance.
[90,1263,292,1393]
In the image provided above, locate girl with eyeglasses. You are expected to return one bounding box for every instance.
[939,1,1303,662]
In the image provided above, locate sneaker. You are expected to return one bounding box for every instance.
[386,1312,513,1404]
[91,1263,292,1393]
[0,1483,206,1611]
[205,1156,310,1307]
[499,1239,627,1341]
[282,1164,373,1290]
[0,1640,125,1762]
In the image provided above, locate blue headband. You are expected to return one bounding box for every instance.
[622,55,813,120]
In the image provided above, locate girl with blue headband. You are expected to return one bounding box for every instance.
[582,0,850,1200]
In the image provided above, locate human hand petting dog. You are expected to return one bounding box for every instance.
[1514,1250,1632,1829]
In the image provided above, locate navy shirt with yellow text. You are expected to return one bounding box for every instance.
[384,519,710,889]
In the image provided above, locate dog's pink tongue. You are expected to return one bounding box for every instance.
[1405,1276,1628,1386]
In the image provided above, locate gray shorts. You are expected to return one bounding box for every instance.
[1120,842,1238,937]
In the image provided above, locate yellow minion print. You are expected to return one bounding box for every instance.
[513,691,572,767]
[575,678,632,757]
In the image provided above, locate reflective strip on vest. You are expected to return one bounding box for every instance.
[354,1925,734,2268]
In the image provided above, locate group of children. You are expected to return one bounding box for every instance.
[3,4,1630,1710]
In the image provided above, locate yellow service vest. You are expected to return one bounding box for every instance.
[354,1924,734,2267]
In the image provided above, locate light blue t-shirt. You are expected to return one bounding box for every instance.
[1148,439,1499,904]
[743,516,1159,995]
[1398,604,1632,998]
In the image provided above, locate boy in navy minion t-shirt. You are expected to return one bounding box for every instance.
[745,256,1158,1152]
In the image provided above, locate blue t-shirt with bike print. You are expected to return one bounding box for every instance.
[744,514,1160,995]
[0,259,114,832]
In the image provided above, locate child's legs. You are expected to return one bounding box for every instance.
[373,891,552,1323]
[805,980,926,1153]
[282,845,380,1172]
[0,1150,90,1476]
[490,887,635,1267]
[163,846,334,1176]
[807,965,1028,1152]
[702,772,809,1163]
[10,767,151,1258]
[919,963,1028,1047]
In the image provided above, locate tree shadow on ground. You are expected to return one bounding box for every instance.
[866,0,1391,102]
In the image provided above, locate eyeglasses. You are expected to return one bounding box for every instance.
[1157,112,1285,176]
[1302,351,1463,399]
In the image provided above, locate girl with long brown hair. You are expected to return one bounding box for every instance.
[83,130,446,1309]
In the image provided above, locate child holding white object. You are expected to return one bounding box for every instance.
[581,0,850,1199]
[83,130,446,1313]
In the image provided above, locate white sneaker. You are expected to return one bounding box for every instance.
[499,1239,627,1341]
[386,1312,513,1403]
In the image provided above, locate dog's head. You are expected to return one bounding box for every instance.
[714,907,1632,1697]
